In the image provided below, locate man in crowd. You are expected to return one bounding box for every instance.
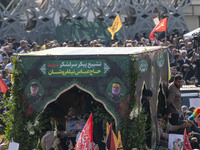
[167,74,183,125]
[191,54,200,86]
[41,124,68,150]
[16,40,27,53]
[157,111,186,147]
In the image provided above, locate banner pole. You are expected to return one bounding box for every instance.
[165,31,167,46]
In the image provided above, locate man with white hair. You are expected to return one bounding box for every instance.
[180,105,189,120]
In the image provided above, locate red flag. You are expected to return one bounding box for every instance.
[0,77,8,94]
[195,117,200,127]
[75,113,94,150]
[41,0,45,9]
[106,124,116,150]
[149,17,168,41]
[183,128,192,150]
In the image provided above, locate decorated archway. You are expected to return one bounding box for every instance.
[37,85,115,149]
[41,84,118,127]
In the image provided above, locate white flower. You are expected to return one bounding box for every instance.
[129,108,139,120]
[34,120,39,126]
[27,122,33,130]
[29,130,35,135]
[130,111,134,120]
[134,108,139,117]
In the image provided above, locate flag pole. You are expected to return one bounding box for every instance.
[122,25,126,41]
[165,31,167,46]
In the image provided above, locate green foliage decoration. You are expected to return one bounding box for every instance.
[83,100,115,125]
[119,56,149,150]
[1,56,34,149]
[1,56,51,149]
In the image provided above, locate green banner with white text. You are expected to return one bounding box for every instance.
[40,60,110,77]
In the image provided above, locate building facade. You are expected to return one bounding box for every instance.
[183,0,200,31]
[0,0,193,43]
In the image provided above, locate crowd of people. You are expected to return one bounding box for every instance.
[0,28,200,149]
[157,73,200,149]
[1,29,200,86]
[142,74,200,149]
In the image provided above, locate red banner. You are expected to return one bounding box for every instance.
[149,17,168,41]
[0,77,8,94]
[75,113,94,150]
[183,128,192,150]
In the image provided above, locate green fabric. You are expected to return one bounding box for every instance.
[37,138,44,150]
[56,21,123,45]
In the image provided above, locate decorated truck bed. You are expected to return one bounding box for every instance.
[5,46,170,149]
[19,46,169,126]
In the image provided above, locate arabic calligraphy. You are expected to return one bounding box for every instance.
[40,60,110,77]
[59,61,102,69]
[48,69,101,76]
[48,64,59,68]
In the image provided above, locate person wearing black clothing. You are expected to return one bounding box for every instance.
[169,64,177,83]
[190,137,200,149]
[175,59,182,72]
[186,120,200,134]
[141,89,152,115]
[191,56,200,86]
[181,64,195,84]
[187,42,194,59]
[141,89,152,148]
[194,58,200,86]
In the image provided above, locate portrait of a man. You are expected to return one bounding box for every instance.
[110,82,123,102]
[28,82,41,103]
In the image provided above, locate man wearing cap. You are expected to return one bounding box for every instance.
[28,82,41,103]
[110,82,123,102]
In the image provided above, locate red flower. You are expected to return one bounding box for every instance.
[126,96,131,101]
[119,100,130,116]
[21,94,24,101]
[26,103,32,116]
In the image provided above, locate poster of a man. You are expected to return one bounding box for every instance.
[110,82,123,102]
[168,134,183,150]
[28,82,41,103]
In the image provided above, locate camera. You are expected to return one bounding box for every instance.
[193,32,200,49]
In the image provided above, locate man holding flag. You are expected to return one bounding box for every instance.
[149,17,168,45]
